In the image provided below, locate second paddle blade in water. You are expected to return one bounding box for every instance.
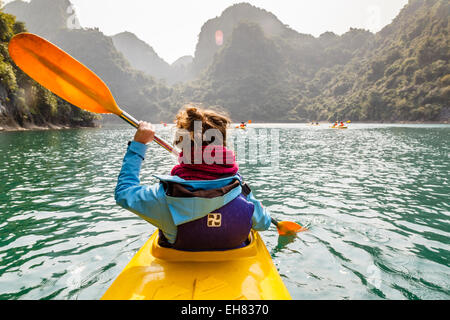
[277,221,308,236]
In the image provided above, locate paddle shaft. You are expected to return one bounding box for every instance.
[271,218,279,228]
[119,111,179,156]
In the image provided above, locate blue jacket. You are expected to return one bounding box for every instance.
[115,141,272,244]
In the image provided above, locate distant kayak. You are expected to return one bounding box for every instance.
[331,126,348,129]
[102,230,291,300]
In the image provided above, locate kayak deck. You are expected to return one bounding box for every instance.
[102,230,291,300]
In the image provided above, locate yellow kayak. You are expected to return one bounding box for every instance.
[102,230,291,300]
[331,126,348,129]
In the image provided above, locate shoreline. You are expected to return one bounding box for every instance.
[1,121,448,132]
[274,120,449,124]
[241,121,450,125]
[0,123,100,132]
[308,121,449,125]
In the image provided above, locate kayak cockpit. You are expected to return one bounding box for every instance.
[152,231,258,262]
[101,230,291,300]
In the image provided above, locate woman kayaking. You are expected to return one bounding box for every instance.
[115,105,272,251]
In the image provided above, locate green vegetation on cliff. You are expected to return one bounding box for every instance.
[185,0,449,122]
[4,0,175,123]
[0,9,97,130]
[3,0,448,124]
[299,0,450,122]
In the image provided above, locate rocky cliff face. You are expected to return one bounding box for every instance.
[3,0,449,123]
[4,0,175,123]
[0,9,98,130]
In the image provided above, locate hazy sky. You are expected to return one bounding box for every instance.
[5,0,408,64]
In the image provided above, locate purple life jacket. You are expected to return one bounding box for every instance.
[159,180,254,251]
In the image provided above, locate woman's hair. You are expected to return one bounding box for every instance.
[174,104,231,147]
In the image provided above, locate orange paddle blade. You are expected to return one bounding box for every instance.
[8,33,122,115]
[277,221,307,236]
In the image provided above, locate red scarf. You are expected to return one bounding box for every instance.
[171,146,239,180]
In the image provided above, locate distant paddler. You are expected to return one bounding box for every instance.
[331,121,348,129]
[236,121,249,129]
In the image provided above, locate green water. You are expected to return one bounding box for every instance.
[0,124,449,300]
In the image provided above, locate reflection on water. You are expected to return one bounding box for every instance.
[0,124,449,300]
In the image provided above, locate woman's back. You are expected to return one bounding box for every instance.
[115,105,272,251]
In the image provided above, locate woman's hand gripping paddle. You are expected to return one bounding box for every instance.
[8,33,178,156]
